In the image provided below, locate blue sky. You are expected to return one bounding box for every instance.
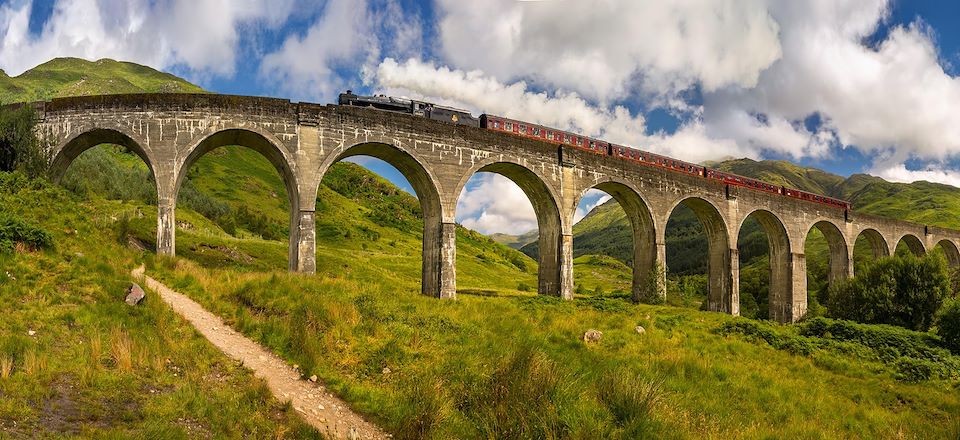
[3,0,960,234]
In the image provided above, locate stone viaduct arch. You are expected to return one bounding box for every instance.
[454,159,568,298]
[936,239,960,267]
[805,220,851,286]
[50,127,156,181]
[315,139,448,298]
[173,127,302,270]
[895,234,926,256]
[663,197,734,313]
[853,228,890,264]
[736,209,795,322]
[572,179,658,302]
[30,93,960,323]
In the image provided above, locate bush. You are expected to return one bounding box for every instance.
[0,211,53,252]
[894,357,942,382]
[799,317,951,363]
[719,316,960,381]
[827,255,950,331]
[0,105,48,178]
[716,319,818,356]
[937,300,960,354]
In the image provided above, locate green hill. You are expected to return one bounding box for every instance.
[490,230,538,249]
[0,57,204,103]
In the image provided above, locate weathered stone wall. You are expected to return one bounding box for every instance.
[36,93,960,322]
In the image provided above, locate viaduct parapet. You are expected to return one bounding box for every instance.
[33,93,960,322]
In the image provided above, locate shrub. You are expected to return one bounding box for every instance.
[0,104,48,178]
[720,317,960,381]
[800,317,951,363]
[716,319,818,356]
[937,300,960,354]
[0,211,53,252]
[827,255,950,331]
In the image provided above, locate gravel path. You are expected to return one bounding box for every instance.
[132,266,390,440]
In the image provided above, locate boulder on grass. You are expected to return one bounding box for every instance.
[125,283,146,306]
[583,329,603,343]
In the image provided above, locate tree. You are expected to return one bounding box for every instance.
[937,299,960,354]
[828,254,950,331]
[0,104,47,178]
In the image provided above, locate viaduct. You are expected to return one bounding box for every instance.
[32,93,960,323]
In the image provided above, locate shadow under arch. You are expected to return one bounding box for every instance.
[50,128,154,182]
[319,141,447,298]
[805,220,850,287]
[572,180,657,302]
[456,161,566,297]
[666,197,733,313]
[936,239,960,268]
[737,209,794,322]
[895,234,926,257]
[174,128,301,270]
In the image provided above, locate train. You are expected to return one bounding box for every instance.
[337,91,851,211]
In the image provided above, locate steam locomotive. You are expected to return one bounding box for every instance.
[337,91,851,211]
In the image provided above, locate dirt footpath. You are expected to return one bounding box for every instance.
[133,266,390,440]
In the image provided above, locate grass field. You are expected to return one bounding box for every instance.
[0,173,322,438]
[5,57,960,439]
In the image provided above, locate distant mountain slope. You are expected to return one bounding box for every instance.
[0,57,204,103]
[490,230,538,249]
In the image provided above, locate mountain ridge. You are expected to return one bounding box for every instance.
[0,57,204,103]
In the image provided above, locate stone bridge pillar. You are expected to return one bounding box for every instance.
[422,219,457,299]
[707,247,739,315]
[155,166,177,258]
[157,197,176,257]
[439,222,457,299]
[649,230,668,302]
[769,252,807,323]
[560,233,574,300]
[294,210,316,273]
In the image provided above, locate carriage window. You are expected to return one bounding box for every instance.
[564,134,571,143]
[533,127,541,136]
[505,122,513,130]
[576,138,583,146]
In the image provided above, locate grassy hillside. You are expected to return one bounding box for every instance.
[489,230,538,249]
[0,174,321,438]
[6,57,960,438]
[0,58,204,103]
[9,146,960,438]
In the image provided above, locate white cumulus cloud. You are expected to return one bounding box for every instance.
[456,173,537,235]
[434,0,783,102]
[0,0,295,79]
